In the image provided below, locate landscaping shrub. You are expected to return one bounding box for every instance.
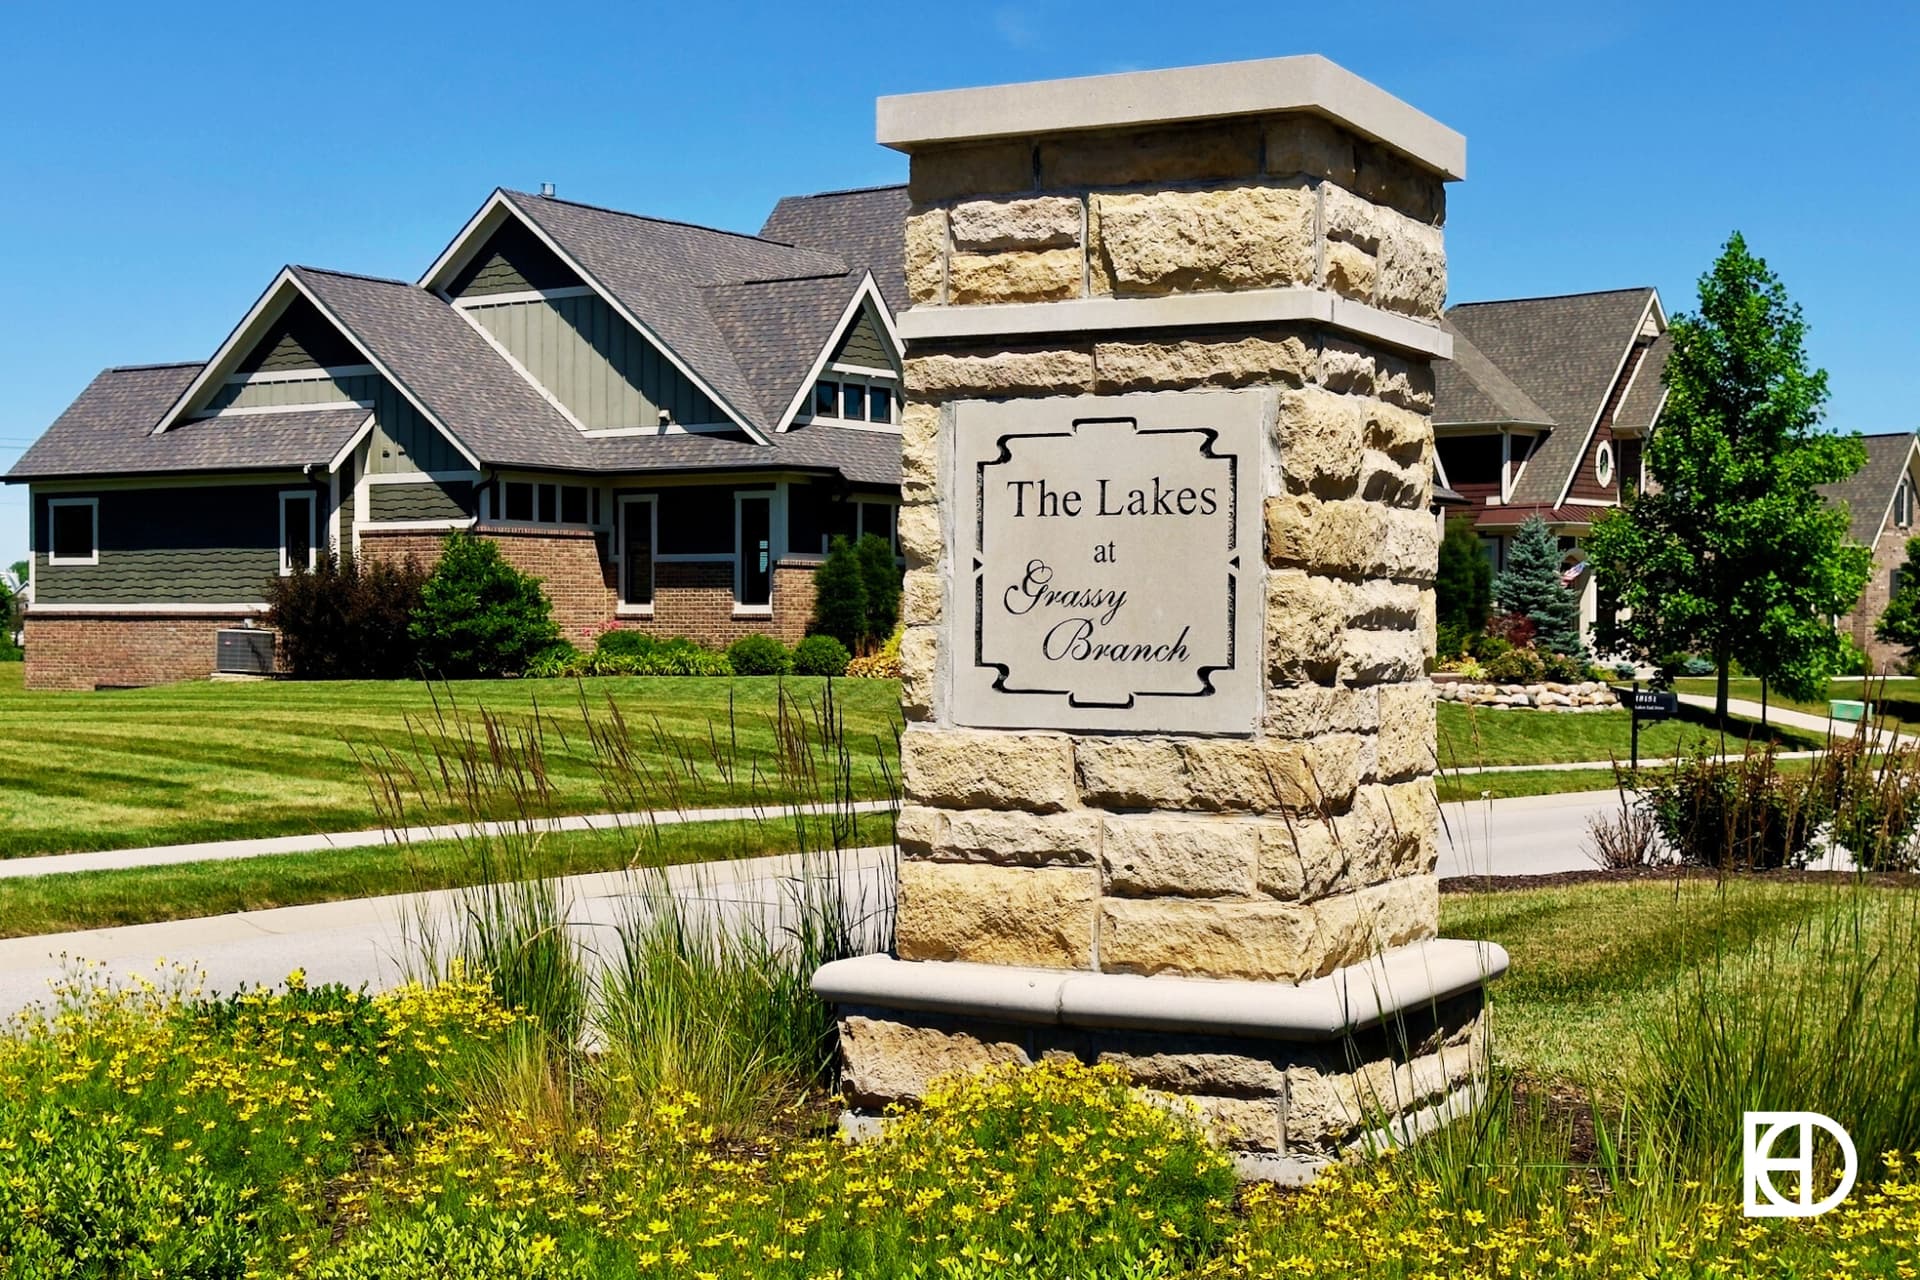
[1540,649,1587,682]
[1585,795,1664,868]
[0,636,19,662]
[410,533,560,678]
[1467,630,1512,662]
[810,535,868,652]
[594,628,657,658]
[1637,748,1821,869]
[1494,513,1587,657]
[1484,645,1546,684]
[855,531,902,645]
[1485,611,1536,649]
[1812,734,1920,869]
[791,632,850,676]
[846,623,902,678]
[726,633,791,675]
[265,551,428,679]
[1436,514,1493,637]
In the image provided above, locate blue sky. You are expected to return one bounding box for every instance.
[3,0,1915,570]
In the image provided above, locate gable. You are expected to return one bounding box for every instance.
[232,296,362,374]
[830,301,896,371]
[447,218,584,299]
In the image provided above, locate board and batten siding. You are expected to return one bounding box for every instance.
[363,383,465,474]
[205,370,378,414]
[466,293,725,430]
[448,219,583,298]
[366,479,475,523]
[831,304,894,370]
[31,483,321,604]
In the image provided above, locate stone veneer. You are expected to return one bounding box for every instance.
[820,57,1500,1177]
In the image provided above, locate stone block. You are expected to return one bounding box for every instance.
[1038,121,1262,187]
[1359,447,1429,508]
[934,808,1102,866]
[840,1016,1030,1108]
[1284,1064,1362,1150]
[1266,496,1438,583]
[1344,579,1423,630]
[1342,628,1427,687]
[948,248,1084,305]
[897,501,943,569]
[1074,734,1365,813]
[1267,569,1346,685]
[905,345,1096,400]
[1361,778,1440,876]
[1323,239,1376,302]
[1263,685,1379,739]
[1321,342,1434,413]
[1097,1048,1286,1098]
[900,568,942,625]
[903,726,1078,812]
[899,625,939,719]
[1092,184,1315,297]
[1354,142,1446,224]
[1100,814,1258,898]
[895,804,941,856]
[1093,331,1314,393]
[896,861,1098,968]
[910,139,1034,203]
[1375,682,1436,782]
[1264,115,1358,186]
[1100,897,1327,981]
[1314,875,1440,969]
[905,207,948,305]
[1276,386,1366,498]
[1376,219,1447,320]
[1320,183,1386,249]
[949,196,1082,251]
[1254,814,1354,902]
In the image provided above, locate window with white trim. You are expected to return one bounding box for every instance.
[279,490,317,575]
[48,497,99,566]
[1898,478,1914,528]
[491,480,599,526]
[1594,440,1615,488]
[618,496,656,608]
[807,374,897,426]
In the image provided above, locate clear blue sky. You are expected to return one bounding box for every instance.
[3,0,1915,569]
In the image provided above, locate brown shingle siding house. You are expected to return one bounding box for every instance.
[7,186,910,690]
[1819,429,1920,671]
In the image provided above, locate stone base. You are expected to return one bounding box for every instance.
[816,941,1502,1172]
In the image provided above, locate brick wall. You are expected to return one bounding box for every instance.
[1842,522,1913,673]
[23,613,260,691]
[615,559,818,647]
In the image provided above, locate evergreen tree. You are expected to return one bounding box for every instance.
[855,533,902,650]
[810,536,869,652]
[1494,515,1585,657]
[1587,233,1869,715]
[409,533,559,678]
[1435,517,1493,635]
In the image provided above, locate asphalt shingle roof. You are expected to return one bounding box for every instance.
[1447,288,1655,505]
[1613,330,1671,436]
[1819,430,1917,546]
[7,363,367,479]
[759,185,911,314]
[1433,321,1554,427]
[702,272,866,427]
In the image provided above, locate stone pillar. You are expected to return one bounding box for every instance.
[816,55,1506,1180]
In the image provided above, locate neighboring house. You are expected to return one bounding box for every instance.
[1819,429,1920,672]
[5,184,911,690]
[1431,286,1670,647]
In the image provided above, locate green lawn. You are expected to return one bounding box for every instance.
[0,664,901,859]
[1436,698,1820,771]
[1674,674,1920,733]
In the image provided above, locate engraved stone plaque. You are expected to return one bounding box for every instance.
[950,390,1266,734]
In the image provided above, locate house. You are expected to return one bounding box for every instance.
[5,184,912,690]
[1431,286,1670,646]
[1819,429,1920,672]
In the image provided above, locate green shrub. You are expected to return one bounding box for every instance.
[1469,632,1512,663]
[727,634,791,676]
[810,536,868,652]
[410,533,560,678]
[856,532,902,646]
[792,633,850,676]
[633,646,732,677]
[1540,650,1587,683]
[1637,749,1821,870]
[265,551,428,679]
[0,636,19,662]
[594,629,657,658]
[1837,633,1874,677]
[1485,645,1546,685]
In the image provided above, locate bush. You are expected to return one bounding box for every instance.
[1813,736,1920,870]
[1637,750,1821,870]
[410,534,560,678]
[791,634,850,676]
[594,629,657,658]
[856,532,902,646]
[846,624,903,678]
[1837,633,1874,677]
[265,551,428,679]
[727,634,791,676]
[1469,632,1512,663]
[1541,650,1588,683]
[1435,621,1474,661]
[0,636,19,662]
[810,536,868,652]
[1485,646,1546,685]
[1585,799,1664,869]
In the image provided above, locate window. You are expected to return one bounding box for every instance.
[815,381,837,416]
[806,375,898,426]
[620,496,655,608]
[858,500,896,550]
[537,484,557,523]
[47,497,98,566]
[736,493,773,610]
[503,481,534,522]
[868,386,893,424]
[279,490,316,575]
[1594,440,1615,488]
[494,480,596,526]
[1898,479,1914,528]
[561,485,589,524]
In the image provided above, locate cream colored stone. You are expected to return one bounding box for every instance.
[949,196,1082,251]
[905,346,1095,399]
[1323,239,1376,302]
[900,401,941,497]
[1284,1064,1362,1150]
[1342,628,1427,687]
[899,626,939,720]
[1376,219,1447,320]
[1267,569,1346,685]
[1101,1049,1287,1099]
[1375,682,1436,782]
[1344,579,1423,630]
[1100,814,1258,898]
[1418,586,1437,660]
[904,207,948,306]
[896,804,941,856]
[1264,115,1358,186]
[897,501,942,570]
[1320,183,1386,249]
[1353,779,1439,876]
[897,860,1097,968]
[1038,121,1262,187]
[1323,343,1434,413]
[1255,815,1355,902]
[840,1016,1030,1107]
[947,248,1083,305]
[1184,1094,1283,1152]
[936,808,1101,866]
[903,727,1078,812]
[1349,1035,1484,1125]
[1315,875,1440,969]
[1100,897,1327,981]
[1263,686,1379,739]
[1360,447,1429,508]
[1276,385,1365,498]
[1073,734,1365,813]
[900,568,942,626]
[910,139,1033,203]
[1093,331,1314,393]
[1269,499,1437,583]
[1094,184,1315,297]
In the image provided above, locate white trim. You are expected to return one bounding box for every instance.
[828,361,899,378]
[358,517,477,533]
[451,285,594,308]
[796,365,902,431]
[896,287,1453,359]
[278,489,318,575]
[225,364,376,385]
[1594,439,1615,489]
[363,470,483,486]
[776,274,898,433]
[615,494,657,608]
[1562,498,1614,508]
[734,488,776,608]
[192,399,374,420]
[580,422,737,438]
[615,604,656,618]
[417,191,773,445]
[26,603,267,617]
[328,412,379,473]
[1552,293,1659,508]
[328,467,341,555]
[46,497,99,566]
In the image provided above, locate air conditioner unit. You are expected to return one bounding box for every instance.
[215,628,275,676]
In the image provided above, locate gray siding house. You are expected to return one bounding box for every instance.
[7,185,910,689]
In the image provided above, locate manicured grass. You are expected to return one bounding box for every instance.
[1675,673,1920,733]
[0,664,901,859]
[0,808,894,939]
[1435,698,1820,769]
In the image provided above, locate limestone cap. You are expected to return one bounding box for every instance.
[876,54,1465,181]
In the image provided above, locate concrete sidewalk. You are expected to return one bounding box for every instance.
[0,799,894,881]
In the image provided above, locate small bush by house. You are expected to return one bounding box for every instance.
[810,535,868,653]
[726,634,791,676]
[410,534,560,679]
[265,551,428,679]
[791,633,850,676]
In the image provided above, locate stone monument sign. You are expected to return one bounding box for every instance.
[815,55,1508,1179]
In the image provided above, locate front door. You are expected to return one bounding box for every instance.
[738,494,771,607]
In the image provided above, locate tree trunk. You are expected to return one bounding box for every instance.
[1716,643,1731,721]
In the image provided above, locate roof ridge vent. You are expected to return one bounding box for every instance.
[539,182,555,198]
